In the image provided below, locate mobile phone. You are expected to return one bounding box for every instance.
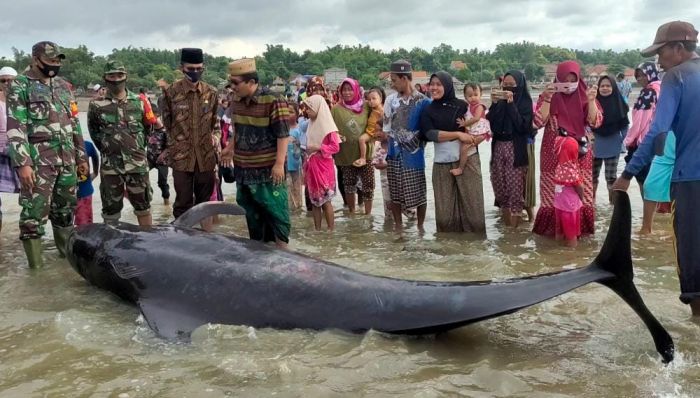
[551,82,578,93]
[491,89,508,100]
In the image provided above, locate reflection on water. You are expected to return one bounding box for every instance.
[0,113,697,397]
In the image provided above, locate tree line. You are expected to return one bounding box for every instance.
[0,41,652,92]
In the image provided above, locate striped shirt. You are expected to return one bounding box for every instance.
[230,88,290,185]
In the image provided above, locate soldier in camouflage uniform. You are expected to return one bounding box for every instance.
[6,41,88,267]
[88,60,154,226]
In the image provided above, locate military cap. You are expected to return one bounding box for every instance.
[31,41,65,59]
[390,59,412,73]
[104,60,127,74]
[228,58,256,76]
[181,48,203,64]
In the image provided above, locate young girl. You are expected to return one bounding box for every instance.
[353,88,384,167]
[303,95,341,231]
[286,104,304,211]
[553,132,584,247]
[454,83,490,176]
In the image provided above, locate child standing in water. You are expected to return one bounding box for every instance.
[454,83,490,176]
[353,88,385,167]
[553,132,584,247]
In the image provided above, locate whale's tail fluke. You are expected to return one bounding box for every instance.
[593,191,674,363]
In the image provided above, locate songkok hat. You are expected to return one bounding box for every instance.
[641,21,699,56]
[104,60,127,74]
[31,41,65,59]
[0,66,18,77]
[390,59,412,74]
[181,48,204,64]
[228,58,256,76]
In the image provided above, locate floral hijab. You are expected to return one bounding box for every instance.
[634,62,661,111]
[337,78,364,114]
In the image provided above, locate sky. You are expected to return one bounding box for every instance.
[1,0,698,59]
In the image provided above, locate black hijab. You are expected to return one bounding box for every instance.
[421,71,467,133]
[594,75,629,136]
[487,70,534,138]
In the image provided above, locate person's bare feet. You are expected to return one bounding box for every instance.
[638,227,652,235]
[353,158,367,167]
[449,168,463,176]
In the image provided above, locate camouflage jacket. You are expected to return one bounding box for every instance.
[6,70,87,168]
[87,90,150,175]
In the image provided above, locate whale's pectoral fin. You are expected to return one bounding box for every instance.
[138,299,206,341]
[173,202,247,228]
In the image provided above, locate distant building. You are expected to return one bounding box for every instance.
[585,64,609,83]
[323,68,347,90]
[450,60,467,71]
[543,63,558,82]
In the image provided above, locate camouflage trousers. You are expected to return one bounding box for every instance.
[100,173,152,222]
[18,164,77,240]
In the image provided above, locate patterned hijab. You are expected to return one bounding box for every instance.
[550,61,589,139]
[338,78,364,114]
[634,62,661,111]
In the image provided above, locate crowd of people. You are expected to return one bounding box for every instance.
[0,20,699,317]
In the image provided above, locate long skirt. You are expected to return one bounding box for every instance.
[490,141,526,214]
[432,154,486,235]
[534,128,595,237]
[524,143,536,208]
[304,153,337,207]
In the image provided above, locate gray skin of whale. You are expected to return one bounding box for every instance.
[65,192,674,363]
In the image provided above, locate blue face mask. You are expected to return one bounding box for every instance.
[184,70,202,83]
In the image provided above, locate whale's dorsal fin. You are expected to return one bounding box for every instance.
[172,202,246,228]
[138,299,206,341]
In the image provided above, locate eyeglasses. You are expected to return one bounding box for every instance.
[0,79,12,84]
[228,78,244,85]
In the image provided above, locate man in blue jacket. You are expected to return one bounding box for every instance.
[613,21,700,316]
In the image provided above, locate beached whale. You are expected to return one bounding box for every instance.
[65,193,674,363]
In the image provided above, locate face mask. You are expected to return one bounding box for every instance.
[37,59,60,78]
[105,79,126,94]
[184,70,202,83]
[553,82,579,94]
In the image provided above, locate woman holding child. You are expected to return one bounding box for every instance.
[487,70,534,228]
[331,78,374,214]
[420,71,486,235]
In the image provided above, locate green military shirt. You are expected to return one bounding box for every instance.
[87,90,150,175]
[6,70,87,168]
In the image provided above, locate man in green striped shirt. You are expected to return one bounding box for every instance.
[221,58,291,248]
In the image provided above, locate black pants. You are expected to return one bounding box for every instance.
[672,181,700,304]
[172,167,216,219]
[155,165,170,199]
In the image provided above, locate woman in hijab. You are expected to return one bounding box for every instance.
[331,78,374,214]
[533,61,602,238]
[303,95,341,231]
[592,75,629,204]
[623,62,665,234]
[420,71,486,234]
[487,70,534,227]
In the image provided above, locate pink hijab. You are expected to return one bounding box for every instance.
[338,78,364,114]
[550,61,589,139]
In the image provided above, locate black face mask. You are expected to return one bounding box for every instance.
[184,70,202,83]
[37,59,61,78]
[105,79,127,94]
[502,86,517,93]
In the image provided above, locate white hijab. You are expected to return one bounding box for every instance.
[303,95,338,150]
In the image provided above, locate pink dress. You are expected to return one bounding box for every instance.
[304,132,341,206]
[553,136,583,240]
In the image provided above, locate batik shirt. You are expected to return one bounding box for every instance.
[383,90,427,169]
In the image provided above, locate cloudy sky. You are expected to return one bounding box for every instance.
[1,0,698,59]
